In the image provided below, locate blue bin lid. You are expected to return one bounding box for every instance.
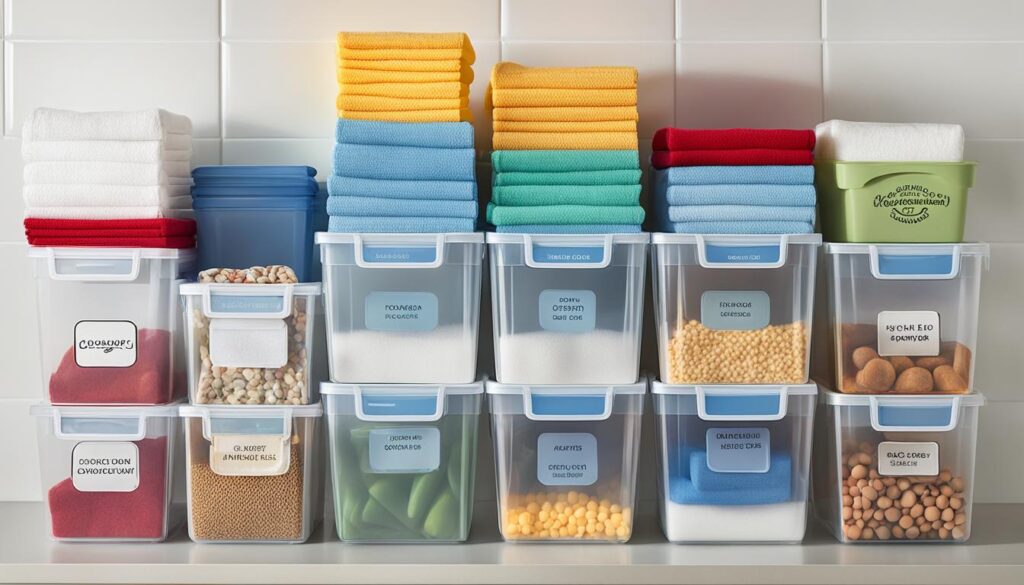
[192,196,318,210]
[191,184,320,198]
[192,165,317,179]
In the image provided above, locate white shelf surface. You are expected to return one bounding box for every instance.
[2,502,1023,584]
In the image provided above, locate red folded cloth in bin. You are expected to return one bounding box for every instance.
[651,148,815,169]
[652,128,815,152]
[24,218,196,248]
[27,235,196,248]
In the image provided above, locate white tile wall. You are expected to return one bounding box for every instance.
[0,0,1022,506]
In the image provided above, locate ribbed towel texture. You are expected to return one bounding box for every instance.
[487,203,645,226]
[329,216,476,233]
[24,218,196,248]
[492,184,641,207]
[495,224,642,234]
[814,119,965,162]
[23,108,192,141]
[332,143,475,181]
[328,175,477,200]
[335,118,474,148]
[327,196,477,219]
[651,128,816,235]
[492,150,640,173]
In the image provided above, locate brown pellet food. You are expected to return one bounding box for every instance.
[666,320,807,384]
[838,324,973,394]
[189,439,305,541]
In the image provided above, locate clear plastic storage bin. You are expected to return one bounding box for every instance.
[651,234,820,386]
[30,403,181,541]
[823,243,988,394]
[322,381,482,543]
[488,234,648,385]
[486,380,646,543]
[180,282,323,405]
[180,404,323,543]
[29,247,194,404]
[814,388,983,543]
[653,383,817,543]
[318,233,484,384]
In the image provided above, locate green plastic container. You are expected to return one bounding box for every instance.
[322,382,481,543]
[816,161,975,243]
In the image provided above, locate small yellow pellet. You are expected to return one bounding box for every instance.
[503,493,633,541]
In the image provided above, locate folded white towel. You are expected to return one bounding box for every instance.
[24,197,193,220]
[22,137,192,162]
[24,161,193,186]
[24,184,192,208]
[815,120,965,162]
[23,108,192,142]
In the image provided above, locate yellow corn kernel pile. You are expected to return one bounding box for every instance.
[502,491,632,541]
[667,320,807,384]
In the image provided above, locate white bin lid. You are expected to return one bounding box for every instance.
[825,242,989,256]
[322,381,483,421]
[27,247,196,260]
[179,403,323,419]
[651,233,821,245]
[31,402,180,440]
[651,382,816,421]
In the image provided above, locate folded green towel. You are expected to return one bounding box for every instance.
[492,184,641,206]
[491,150,639,173]
[493,169,642,186]
[487,203,645,226]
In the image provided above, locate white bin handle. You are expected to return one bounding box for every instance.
[523,234,614,269]
[695,235,790,269]
[46,248,142,282]
[353,386,448,422]
[352,234,446,269]
[200,284,294,319]
[868,395,961,432]
[52,409,148,441]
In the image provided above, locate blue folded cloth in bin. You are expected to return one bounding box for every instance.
[336,119,475,149]
[667,450,792,506]
[669,476,791,506]
[326,195,477,219]
[495,224,642,234]
[667,205,816,223]
[658,165,814,186]
[658,183,817,207]
[332,143,476,182]
[327,175,477,201]
[328,215,476,233]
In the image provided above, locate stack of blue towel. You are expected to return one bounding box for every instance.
[669,449,792,506]
[327,119,478,233]
[651,166,816,234]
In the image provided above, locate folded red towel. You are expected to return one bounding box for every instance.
[24,218,196,236]
[27,235,196,249]
[652,128,815,152]
[651,149,814,169]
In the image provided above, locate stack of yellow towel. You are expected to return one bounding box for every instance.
[487,62,644,233]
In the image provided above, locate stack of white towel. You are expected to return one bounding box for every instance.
[22,108,194,219]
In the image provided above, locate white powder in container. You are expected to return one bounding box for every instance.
[330,325,477,383]
[495,330,640,384]
[662,501,808,543]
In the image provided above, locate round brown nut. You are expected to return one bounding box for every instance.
[852,346,880,369]
[916,356,950,370]
[894,366,935,394]
[856,358,897,392]
[934,365,968,393]
[888,356,915,375]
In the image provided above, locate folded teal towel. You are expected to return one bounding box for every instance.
[661,165,814,185]
[668,205,815,223]
[329,216,476,233]
[495,224,642,234]
[660,183,816,207]
[493,169,642,186]
[327,175,477,200]
[491,184,641,207]
[668,221,814,234]
[491,150,639,173]
[333,143,475,181]
[335,119,474,149]
[487,203,645,226]
[327,196,477,219]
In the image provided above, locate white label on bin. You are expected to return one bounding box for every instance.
[537,433,597,486]
[209,319,288,369]
[877,441,939,477]
[368,427,441,473]
[74,320,137,368]
[877,311,940,356]
[209,435,290,476]
[538,290,596,333]
[71,442,139,492]
[364,292,439,332]
[705,427,771,473]
[700,291,771,331]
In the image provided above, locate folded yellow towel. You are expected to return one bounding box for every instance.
[338,67,474,84]
[491,106,639,122]
[339,46,470,62]
[340,81,469,99]
[337,94,469,112]
[338,32,471,50]
[339,109,472,122]
[341,59,469,73]
[491,62,637,90]
[489,87,636,108]
[493,132,638,150]
[493,119,637,133]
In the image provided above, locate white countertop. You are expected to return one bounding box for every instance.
[1,501,1023,585]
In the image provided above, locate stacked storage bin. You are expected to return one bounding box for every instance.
[23,108,196,542]
[321,31,486,543]
[812,120,988,543]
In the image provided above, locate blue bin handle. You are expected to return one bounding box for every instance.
[868,395,961,432]
[695,234,791,269]
[523,387,614,421]
[868,245,962,280]
[523,234,614,269]
[353,386,447,422]
[695,386,789,421]
[353,234,446,269]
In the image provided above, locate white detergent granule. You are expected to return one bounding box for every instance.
[662,500,807,543]
[330,326,477,383]
[495,330,640,384]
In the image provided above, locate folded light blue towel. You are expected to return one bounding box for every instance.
[660,165,814,185]
[327,175,477,201]
[335,119,475,149]
[327,196,477,219]
[333,143,476,181]
[659,183,817,207]
[329,216,477,233]
[495,224,642,234]
[669,476,790,506]
[668,205,816,223]
[668,221,814,234]
[689,451,791,493]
